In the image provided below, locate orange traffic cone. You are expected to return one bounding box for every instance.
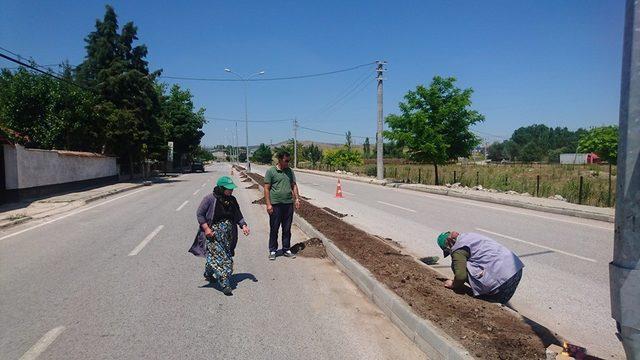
[335,179,344,198]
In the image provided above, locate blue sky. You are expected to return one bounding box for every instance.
[1,1,625,147]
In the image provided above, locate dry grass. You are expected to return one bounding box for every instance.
[302,162,616,208]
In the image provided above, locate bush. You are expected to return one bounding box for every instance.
[323,149,363,170]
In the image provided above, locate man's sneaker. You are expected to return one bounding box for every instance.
[222,287,233,296]
[283,250,296,258]
[269,252,277,260]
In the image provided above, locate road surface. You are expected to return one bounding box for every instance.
[0,163,425,360]
[252,164,623,359]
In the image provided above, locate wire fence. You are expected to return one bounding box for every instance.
[299,162,616,208]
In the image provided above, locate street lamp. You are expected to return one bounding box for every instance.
[225,68,265,172]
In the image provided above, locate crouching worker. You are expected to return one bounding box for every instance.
[436,231,524,304]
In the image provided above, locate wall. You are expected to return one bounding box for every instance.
[3,144,117,190]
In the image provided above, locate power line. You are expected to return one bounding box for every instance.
[160,62,376,82]
[0,52,89,91]
[298,125,370,139]
[206,116,293,123]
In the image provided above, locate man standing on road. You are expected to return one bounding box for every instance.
[437,231,524,304]
[264,151,301,260]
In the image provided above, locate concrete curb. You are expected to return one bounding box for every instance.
[295,168,613,223]
[293,213,474,360]
[83,183,145,204]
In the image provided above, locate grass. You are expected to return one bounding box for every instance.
[300,162,616,208]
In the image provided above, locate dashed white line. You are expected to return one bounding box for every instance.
[176,201,189,211]
[193,189,202,196]
[476,228,597,263]
[19,326,65,360]
[201,183,206,187]
[343,191,355,196]
[128,225,164,256]
[0,187,152,242]
[377,201,416,213]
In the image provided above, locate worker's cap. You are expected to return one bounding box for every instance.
[437,232,451,257]
[216,176,237,190]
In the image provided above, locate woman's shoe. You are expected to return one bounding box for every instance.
[222,287,233,296]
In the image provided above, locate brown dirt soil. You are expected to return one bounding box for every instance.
[291,238,326,258]
[245,184,259,189]
[322,207,348,218]
[242,179,253,183]
[248,171,545,359]
[252,197,266,205]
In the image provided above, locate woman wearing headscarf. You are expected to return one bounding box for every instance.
[189,176,250,296]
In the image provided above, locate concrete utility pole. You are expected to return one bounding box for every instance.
[376,61,386,180]
[235,121,239,164]
[611,1,640,358]
[293,118,299,169]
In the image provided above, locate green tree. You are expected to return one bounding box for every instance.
[363,137,371,158]
[76,5,162,175]
[159,84,206,163]
[384,76,484,184]
[578,125,618,164]
[303,143,323,166]
[345,131,353,150]
[487,141,505,161]
[251,143,273,164]
[323,148,363,170]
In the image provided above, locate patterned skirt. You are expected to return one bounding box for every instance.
[204,219,234,288]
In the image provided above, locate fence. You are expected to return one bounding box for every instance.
[299,162,616,208]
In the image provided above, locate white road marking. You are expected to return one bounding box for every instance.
[377,201,416,213]
[176,201,189,211]
[343,191,355,196]
[19,326,65,360]
[128,225,164,256]
[201,183,206,187]
[193,189,201,196]
[0,187,151,242]
[476,228,597,263]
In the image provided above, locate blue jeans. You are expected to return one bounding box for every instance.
[269,203,294,253]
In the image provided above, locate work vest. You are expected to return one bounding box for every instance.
[451,232,524,296]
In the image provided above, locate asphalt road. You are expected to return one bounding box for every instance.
[0,163,425,360]
[252,164,623,359]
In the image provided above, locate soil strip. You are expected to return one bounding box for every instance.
[322,207,348,218]
[245,184,259,190]
[247,171,546,359]
[291,238,326,258]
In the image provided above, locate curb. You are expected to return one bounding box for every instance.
[293,213,474,360]
[83,183,145,204]
[295,168,613,223]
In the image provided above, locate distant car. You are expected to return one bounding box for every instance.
[191,161,204,172]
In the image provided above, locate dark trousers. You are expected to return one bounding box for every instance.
[269,203,294,252]
[479,269,523,304]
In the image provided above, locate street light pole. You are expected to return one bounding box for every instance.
[225,68,265,172]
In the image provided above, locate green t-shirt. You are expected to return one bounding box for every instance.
[264,166,296,204]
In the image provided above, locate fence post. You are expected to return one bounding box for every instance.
[505,175,508,186]
[579,176,584,205]
[418,168,422,183]
[608,163,613,207]
[394,167,398,178]
[536,175,540,197]
[384,167,387,178]
[454,171,457,183]
[476,171,479,186]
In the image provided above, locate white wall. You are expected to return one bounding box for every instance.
[3,144,117,190]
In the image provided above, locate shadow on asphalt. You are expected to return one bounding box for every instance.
[198,273,258,293]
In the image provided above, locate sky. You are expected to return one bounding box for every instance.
[0,1,625,147]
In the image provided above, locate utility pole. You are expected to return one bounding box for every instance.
[376,60,386,180]
[611,1,640,358]
[293,118,299,169]
[235,121,239,164]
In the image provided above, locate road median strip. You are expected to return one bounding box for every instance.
[240,166,547,360]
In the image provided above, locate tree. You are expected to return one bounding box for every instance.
[578,125,618,164]
[323,148,363,169]
[76,5,163,175]
[251,143,273,164]
[363,137,371,158]
[384,76,484,185]
[159,84,206,163]
[345,131,353,150]
[303,143,322,166]
[487,141,505,161]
